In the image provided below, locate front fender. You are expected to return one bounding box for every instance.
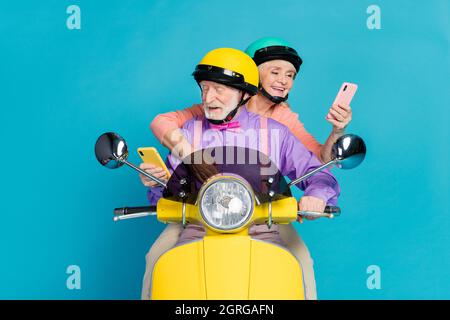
[152,235,304,300]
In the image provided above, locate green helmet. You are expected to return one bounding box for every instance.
[245,37,303,104]
[245,37,302,72]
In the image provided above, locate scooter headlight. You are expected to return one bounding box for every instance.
[199,177,254,231]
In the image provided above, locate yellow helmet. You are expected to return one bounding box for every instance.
[192,48,259,96]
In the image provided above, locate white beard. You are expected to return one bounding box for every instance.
[203,96,241,121]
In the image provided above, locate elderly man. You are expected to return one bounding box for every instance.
[140,48,340,300]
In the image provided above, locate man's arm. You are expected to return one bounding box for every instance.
[143,157,174,206]
[279,126,340,206]
[144,128,194,205]
[272,104,323,161]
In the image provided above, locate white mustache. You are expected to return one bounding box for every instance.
[204,103,223,109]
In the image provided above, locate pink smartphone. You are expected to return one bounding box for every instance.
[332,82,358,106]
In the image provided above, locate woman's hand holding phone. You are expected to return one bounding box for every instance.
[326,82,357,132]
[326,104,352,132]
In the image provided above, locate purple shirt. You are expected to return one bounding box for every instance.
[148,106,340,205]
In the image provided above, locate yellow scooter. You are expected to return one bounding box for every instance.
[94,133,366,300]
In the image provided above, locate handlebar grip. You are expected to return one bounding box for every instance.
[324,206,341,216]
[113,206,157,216]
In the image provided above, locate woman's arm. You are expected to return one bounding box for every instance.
[150,104,203,159]
[321,103,353,162]
[272,103,352,163]
[319,130,344,163]
[272,104,323,160]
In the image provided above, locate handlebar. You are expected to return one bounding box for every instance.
[113,206,157,221]
[112,205,341,222]
[298,206,341,219]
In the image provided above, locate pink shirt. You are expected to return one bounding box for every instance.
[150,103,323,160]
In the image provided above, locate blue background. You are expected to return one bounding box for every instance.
[1,0,449,299]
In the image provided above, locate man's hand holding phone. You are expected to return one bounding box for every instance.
[137,147,171,187]
[139,163,169,187]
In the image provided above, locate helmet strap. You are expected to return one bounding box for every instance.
[260,85,289,105]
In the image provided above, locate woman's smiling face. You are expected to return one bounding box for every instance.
[258,60,297,98]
